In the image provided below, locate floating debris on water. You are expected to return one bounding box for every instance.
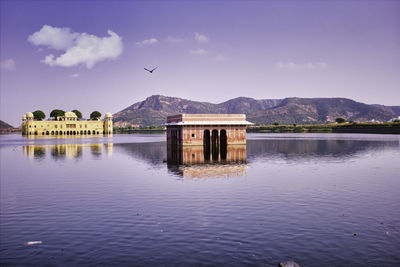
[279,261,300,267]
[25,241,42,245]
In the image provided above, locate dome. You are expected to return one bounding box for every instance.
[22,115,27,120]
[105,113,112,118]
[26,112,33,118]
[64,112,77,117]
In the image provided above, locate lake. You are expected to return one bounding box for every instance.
[0,133,399,266]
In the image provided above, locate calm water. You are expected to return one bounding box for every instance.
[1,133,399,266]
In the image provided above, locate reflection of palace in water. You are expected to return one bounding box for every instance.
[167,144,247,178]
[23,143,113,160]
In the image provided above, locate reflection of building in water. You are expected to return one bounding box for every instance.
[22,111,113,137]
[168,144,246,164]
[105,143,113,157]
[167,144,247,178]
[166,114,252,146]
[23,145,46,159]
[23,143,113,160]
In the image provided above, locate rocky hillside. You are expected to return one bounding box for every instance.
[0,120,14,129]
[113,95,400,127]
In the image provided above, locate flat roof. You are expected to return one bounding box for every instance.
[166,114,253,126]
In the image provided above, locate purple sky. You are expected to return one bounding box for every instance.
[1,0,399,126]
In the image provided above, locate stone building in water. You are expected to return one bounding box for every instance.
[166,114,252,146]
[22,111,113,136]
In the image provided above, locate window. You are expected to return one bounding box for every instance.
[191,133,195,138]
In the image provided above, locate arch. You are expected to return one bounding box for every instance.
[220,129,227,160]
[46,131,49,135]
[51,131,54,135]
[84,130,87,135]
[203,129,211,161]
[211,129,219,161]
[203,129,210,147]
[220,129,227,147]
[55,131,58,135]
[97,131,99,135]
[211,129,219,147]
[42,132,45,135]
[88,130,91,135]
[80,130,83,135]
[73,131,76,135]
[34,131,38,135]
[92,130,95,135]
[59,131,63,135]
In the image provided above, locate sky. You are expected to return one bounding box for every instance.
[1,0,399,126]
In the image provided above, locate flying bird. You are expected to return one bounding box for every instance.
[144,67,158,73]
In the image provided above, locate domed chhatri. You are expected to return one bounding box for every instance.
[22,111,113,137]
[64,111,78,117]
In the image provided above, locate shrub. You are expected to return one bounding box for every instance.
[335,117,346,123]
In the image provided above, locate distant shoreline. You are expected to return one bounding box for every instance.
[248,122,400,134]
[3,123,400,135]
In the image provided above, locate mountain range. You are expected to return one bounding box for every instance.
[113,95,400,127]
[0,120,14,130]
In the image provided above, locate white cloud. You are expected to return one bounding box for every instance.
[28,25,78,50]
[165,36,184,43]
[70,73,80,78]
[275,62,329,71]
[136,38,158,47]
[215,54,231,61]
[194,32,208,43]
[190,49,208,55]
[0,58,16,71]
[28,25,123,69]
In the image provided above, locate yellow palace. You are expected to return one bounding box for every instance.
[22,111,113,136]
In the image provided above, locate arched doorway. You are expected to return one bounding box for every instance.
[211,129,219,161]
[203,129,210,161]
[220,129,227,160]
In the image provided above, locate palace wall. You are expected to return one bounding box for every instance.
[22,119,112,136]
